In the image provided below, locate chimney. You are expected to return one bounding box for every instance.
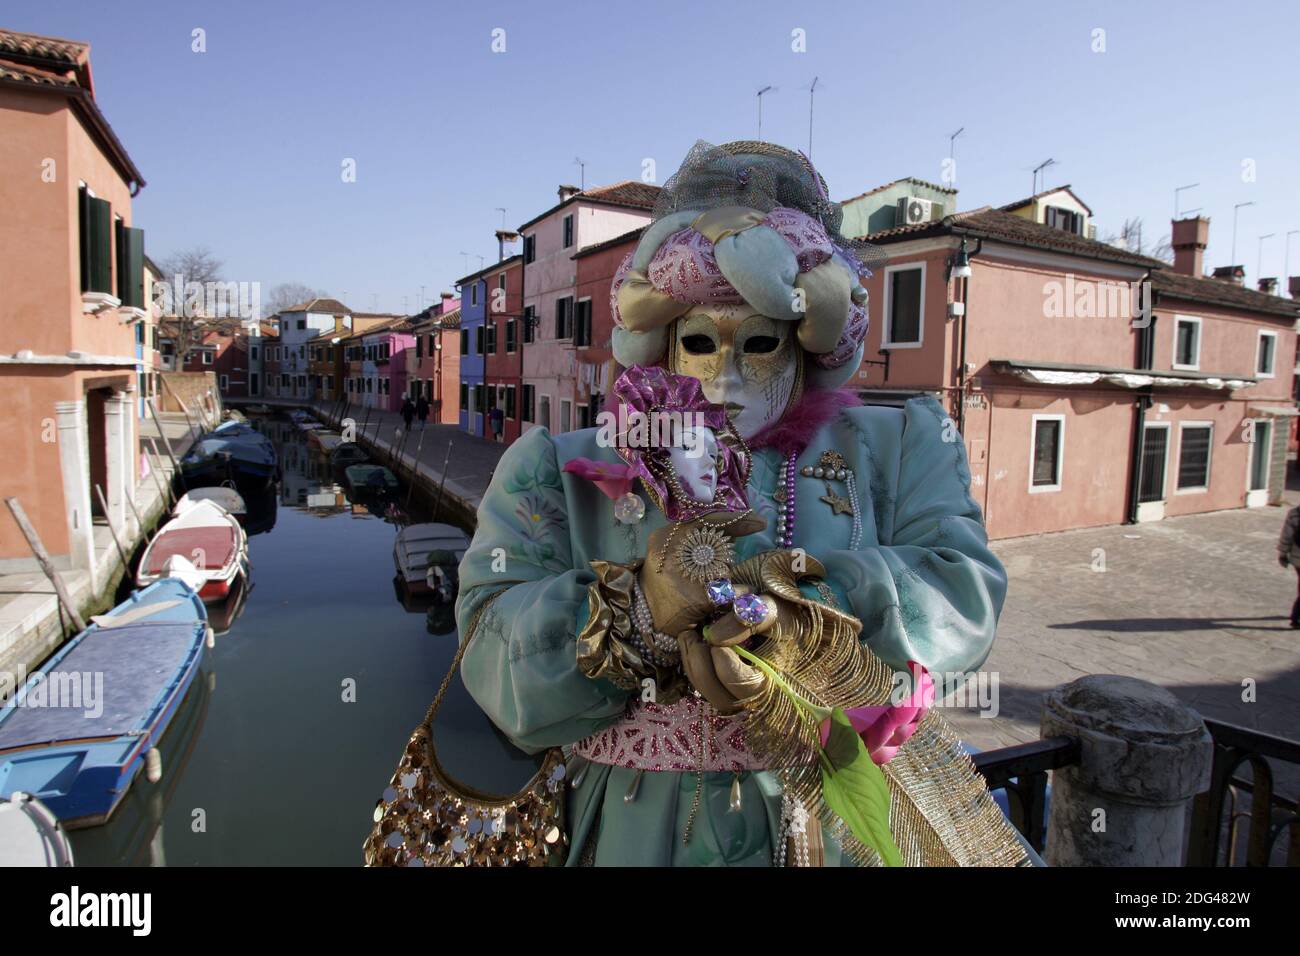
[1289,276,1300,299]
[558,184,580,202]
[1258,277,1278,295]
[1211,265,1245,286]
[1171,216,1209,276]
[495,229,520,263]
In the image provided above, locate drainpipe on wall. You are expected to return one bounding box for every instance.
[1124,270,1157,525]
[950,236,981,433]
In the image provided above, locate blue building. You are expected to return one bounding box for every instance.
[454,268,489,437]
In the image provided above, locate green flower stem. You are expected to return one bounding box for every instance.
[734,645,834,775]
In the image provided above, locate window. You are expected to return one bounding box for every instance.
[219,374,229,390]
[506,384,517,419]
[202,351,213,365]
[563,214,574,249]
[1257,331,1277,378]
[78,185,112,294]
[1137,424,1170,503]
[522,384,535,423]
[506,318,517,353]
[475,383,486,413]
[1044,206,1083,235]
[559,398,572,434]
[476,325,485,354]
[523,234,536,264]
[1029,415,1063,492]
[578,403,591,429]
[1173,316,1201,370]
[884,264,924,347]
[555,296,574,340]
[471,284,479,307]
[416,336,423,358]
[1176,423,1213,492]
[460,329,469,355]
[297,319,306,331]
[486,322,497,354]
[114,220,145,308]
[250,372,260,395]
[523,305,536,344]
[574,299,592,346]
[498,273,507,292]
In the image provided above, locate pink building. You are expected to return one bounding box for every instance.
[348,318,414,412]
[518,182,658,434]
[852,187,1299,539]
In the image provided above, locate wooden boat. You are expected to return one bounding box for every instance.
[330,442,370,469]
[174,486,246,522]
[179,420,279,490]
[137,499,248,603]
[393,523,468,595]
[0,793,75,866]
[244,403,271,415]
[0,579,209,828]
[344,463,399,495]
[308,430,343,454]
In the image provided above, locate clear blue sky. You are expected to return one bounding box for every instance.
[10,0,1299,312]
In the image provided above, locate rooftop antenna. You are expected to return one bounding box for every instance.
[574,157,586,191]
[756,85,775,140]
[1258,233,1275,284]
[459,251,471,274]
[495,207,507,229]
[419,285,426,310]
[371,293,379,311]
[1231,201,1255,266]
[948,127,964,186]
[1031,158,1056,195]
[806,77,819,158]
[1174,183,1199,219]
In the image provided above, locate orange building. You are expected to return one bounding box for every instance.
[0,29,150,585]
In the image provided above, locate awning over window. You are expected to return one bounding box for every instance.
[989,359,1255,392]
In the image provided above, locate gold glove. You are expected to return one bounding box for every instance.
[638,510,766,639]
[677,629,766,716]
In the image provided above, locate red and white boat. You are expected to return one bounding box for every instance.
[137,499,248,603]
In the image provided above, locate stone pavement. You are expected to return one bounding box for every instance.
[946,499,1300,758]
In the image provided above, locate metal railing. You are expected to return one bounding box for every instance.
[1187,719,1300,866]
[972,735,1079,854]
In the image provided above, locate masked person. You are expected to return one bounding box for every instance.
[454,140,1038,866]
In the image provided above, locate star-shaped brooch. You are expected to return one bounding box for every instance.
[819,491,854,516]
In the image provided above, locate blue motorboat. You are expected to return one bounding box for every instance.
[0,580,209,828]
[180,420,279,490]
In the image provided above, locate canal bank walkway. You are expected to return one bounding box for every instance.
[0,412,199,680]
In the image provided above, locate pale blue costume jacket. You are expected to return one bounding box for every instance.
[454,395,1042,865]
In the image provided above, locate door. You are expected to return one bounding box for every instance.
[1247,419,1272,508]
[1136,423,1169,522]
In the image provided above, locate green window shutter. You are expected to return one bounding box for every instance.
[86,197,112,294]
[119,226,144,308]
[78,187,91,292]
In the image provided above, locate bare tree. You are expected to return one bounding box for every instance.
[155,246,225,366]
[1099,218,1173,264]
[264,281,328,317]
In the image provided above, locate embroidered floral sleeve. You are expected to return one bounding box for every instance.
[815,396,1007,697]
[455,427,632,752]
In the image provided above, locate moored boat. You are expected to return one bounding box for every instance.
[393,523,468,595]
[0,792,75,865]
[0,579,209,828]
[137,499,248,603]
[330,442,370,470]
[179,420,279,490]
[345,464,399,496]
[308,430,343,454]
[174,486,246,522]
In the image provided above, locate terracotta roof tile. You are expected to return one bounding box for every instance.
[840,176,958,204]
[1151,270,1300,319]
[0,29,89,66]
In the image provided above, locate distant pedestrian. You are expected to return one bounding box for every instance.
[1277,504,1300,627]
[400,396,415,432]
[416,394,430,430]
[490,406,504,441]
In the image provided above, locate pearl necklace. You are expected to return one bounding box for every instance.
[774,452,797,547]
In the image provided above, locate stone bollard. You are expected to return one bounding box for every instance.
[1040,675,1212,867]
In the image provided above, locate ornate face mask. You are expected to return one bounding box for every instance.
[670,304,801,439]
[665,426,720,503]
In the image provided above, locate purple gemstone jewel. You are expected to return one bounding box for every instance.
[706,578,735,606]
[733,593,770,627]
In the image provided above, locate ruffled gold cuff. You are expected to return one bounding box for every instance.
[577,559,689,704]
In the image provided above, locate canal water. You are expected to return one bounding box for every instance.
[66,414,498,866]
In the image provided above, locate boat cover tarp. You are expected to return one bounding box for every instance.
[0,621,198,750]
[143,527,238,573]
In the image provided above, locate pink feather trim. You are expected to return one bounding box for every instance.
[563,457,637,500]
[748,388,861,458]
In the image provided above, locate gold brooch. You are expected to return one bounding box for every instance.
[675,526,735,584]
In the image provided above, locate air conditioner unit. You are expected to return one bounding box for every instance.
[897,197,936,226]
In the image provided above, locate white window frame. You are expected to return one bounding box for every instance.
[559,398,572,434]
[1028,413,1065,493]
[201,350,213,365]
[1256,330,1278,378]
[219,374,229,390]
[1138,421,1172,503]
[563,214,575,249]
[1172,314,1202,371]
[1246,417,1273,501]
[471,283,479,307]
[882,262,926,349]
[1174,420,1214,495]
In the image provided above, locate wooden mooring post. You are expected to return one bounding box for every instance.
[4,497,87,632]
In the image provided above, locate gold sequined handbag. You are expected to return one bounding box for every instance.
[363,591,569,867]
